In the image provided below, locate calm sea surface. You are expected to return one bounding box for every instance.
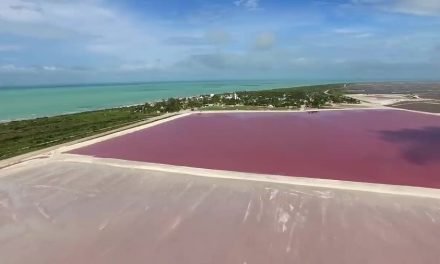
[0,80,338,121]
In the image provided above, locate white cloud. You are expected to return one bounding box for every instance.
[205,30,231,46]
[0,0,43,22]
[119,61,162,72]
[42,66,58,71]
[353,0,440,16]
[0,0,160,60]
[254,32,276,50]
[0,0,438,85]
[163,30,231,47]
[334,28,361,34]
[392,0,440,15]
[234,0,260,10]
[0,64,34,72]
[0,64,73,73]
[354,33,373,38]
[333,28,373,38]
[0,45,22,52]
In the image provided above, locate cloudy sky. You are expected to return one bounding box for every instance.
[0,0,439,85]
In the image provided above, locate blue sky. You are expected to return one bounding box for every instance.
[0,0,439,85]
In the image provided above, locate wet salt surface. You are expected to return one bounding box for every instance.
[2,161,440,264]
[70,110,440,188]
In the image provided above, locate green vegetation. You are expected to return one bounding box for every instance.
[0,84,359,160]
[0,108,159,160]
[134,84,359,113]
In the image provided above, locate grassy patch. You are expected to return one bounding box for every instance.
[0,107,157,160]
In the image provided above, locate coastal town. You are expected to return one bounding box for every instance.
[137,85,360,114]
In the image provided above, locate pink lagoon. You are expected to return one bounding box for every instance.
[70,110,440,189]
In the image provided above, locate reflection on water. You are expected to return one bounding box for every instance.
[71,110,440,188]
[379,126,440,165]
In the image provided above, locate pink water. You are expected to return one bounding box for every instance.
[70,110,440,188]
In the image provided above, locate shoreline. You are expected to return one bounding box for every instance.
[1,80,332,122]
[0,103,147,124]
[1,83,439,162]
[2,106,438,170]
[0,112,184,169]
[2,107,439,199]
[2,83,355,161]
[2,80,439,123]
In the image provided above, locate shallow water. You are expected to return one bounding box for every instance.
[70,110,440,188]
[0,80,328,121]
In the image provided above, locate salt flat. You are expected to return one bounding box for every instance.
[1,158,440,264]
[1,109,440,264]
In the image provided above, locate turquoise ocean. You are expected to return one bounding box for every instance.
[0,80,340,122]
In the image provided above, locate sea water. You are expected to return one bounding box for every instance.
[0,79,337,121]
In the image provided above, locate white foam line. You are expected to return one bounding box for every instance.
[57,154,440,200]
